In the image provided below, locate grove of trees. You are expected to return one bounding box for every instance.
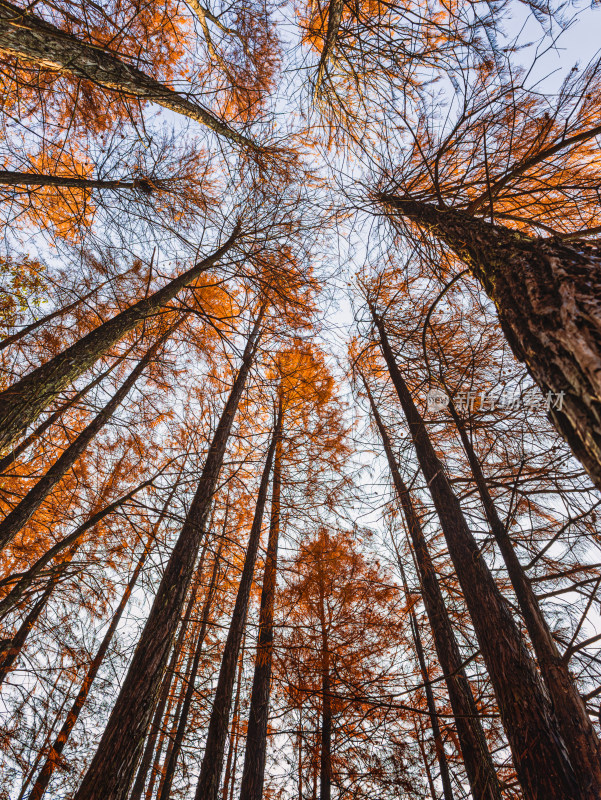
[0,1,601,799]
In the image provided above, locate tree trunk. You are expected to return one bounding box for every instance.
[129,554,205,800]
[239,395,283,800]
[397,554,454,800]
[0,323,177,552]
[378,194,601,492]
[0,0,256,149]
[221,634,246,800]
[194,409,279,800]
[157,533,225,800]
[0,473,157,622]
[316,547,332,800]
[0,228,239,455]
[26,535,156,800]
[73,312,263,800]
[0,575,57,687]
[0,170,165,192]
[446,396,601,797]
[370,308,580,800]
[361,375,501,800]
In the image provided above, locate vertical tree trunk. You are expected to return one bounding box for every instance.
[0,323,178,552]
[194,409,278,800]
[157,533,226,800]
[26,539,154,800]
[397,555,455,800]
[370,308,580,800]
[0,0,256,148]
[0,229,239,455]
[0,474,157,622]
[447,396,601,796]
[221,634,246,800]
[378,194,601,492]
[316,548,332,800]
[73,311,263,800]
[361,375,501,800]
[239,396,284,800]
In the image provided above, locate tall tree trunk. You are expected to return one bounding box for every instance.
[0,0,256,149]
[0,323,177,552]
[239,395,283,800]
[378,194,601,492]
[73,312,263,800]
[221,633,246,800]
[0,473,157,622]
[397,555,454,800]
[194,408,279,800]
[0,575,57,688]
[361,375,501,800]
[129,549,207,800]
[0,228,239,454]
[0,170,166,192]
[316,546,332,800]
[0,351,129,474]
[446,396,601,796]
[157,532,226,800]
[26,535,156,800]
[370,308,580,800]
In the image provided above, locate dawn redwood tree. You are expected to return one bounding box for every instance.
[358,370,502,800]
[0,0,257,149]
[194,403,281,800]
[72,309,264,800]
[0,320,181,552]
[0,229,239,454]
[374,56,601,490]
[368,304,580,800]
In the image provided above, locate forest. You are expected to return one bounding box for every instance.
[0,0,601,798]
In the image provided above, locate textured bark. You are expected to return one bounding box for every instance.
[0,169,162,192]
[0,0,256,149]
[397,556,454,800]
[239,397,283,800]
[0,354,127,474]
[221,635,246,800]
[129,557,205,800]
[73,313,262,800]
[378,194,601,492]
[314,0,344,96]
[447,397,601,799]
[0,326,175,552]
[0,228,239,455]
[0,475,156,622]
[362,376,500,800]
[316,545,332,800]
[371,309,580,800]
[157,533,225,800]
[194,415,278,800]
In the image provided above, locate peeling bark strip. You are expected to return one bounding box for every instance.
[0,324,177,553]
[239,395,284,800]
[73,312,264,800]
[0,227,239,455]
[194,410,279,800]
[0,0,256,149]
[362,376,501,800]
[371,309,580,800]
[378,194,601,492]
[447,398,601,797]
